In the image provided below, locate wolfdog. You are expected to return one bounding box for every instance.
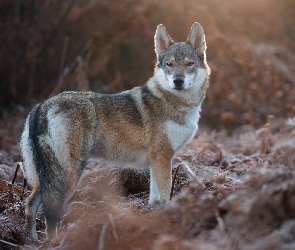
[21,22,210,240]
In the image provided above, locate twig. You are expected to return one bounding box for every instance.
[98,214,123,250]
[76,56,90,91]
[12,163,20,185]
[52,38,93,95]
[170,164,181,200]
[214,209,226,235]
[182,162,205,189]
[98,220,109,250]
[59,36,70,77]
[169,162,205,200]
[21,178,27,201]
[108,214,119,243]
[17,162,27,189]
[0,239,20,249]
[85,49,92,66]
[60,38,93,82]
[9,163,20,201]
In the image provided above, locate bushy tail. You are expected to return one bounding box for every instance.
[28,103,66,238]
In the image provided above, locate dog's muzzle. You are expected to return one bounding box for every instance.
[173,77,185,90]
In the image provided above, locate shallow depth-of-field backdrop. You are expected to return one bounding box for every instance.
[1,0,295,128]
[1,0,295,249]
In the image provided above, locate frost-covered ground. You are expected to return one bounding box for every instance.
[1,111,295,249]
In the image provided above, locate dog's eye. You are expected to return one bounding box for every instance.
[166,62,173,67]
[187,62,195,67]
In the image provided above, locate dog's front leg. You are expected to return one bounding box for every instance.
[148,154,172,204]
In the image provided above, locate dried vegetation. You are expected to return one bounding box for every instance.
[1,0,295,249]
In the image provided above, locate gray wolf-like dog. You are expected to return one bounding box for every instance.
[21,22,210,240]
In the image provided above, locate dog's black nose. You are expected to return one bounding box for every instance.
[173,77,184,88]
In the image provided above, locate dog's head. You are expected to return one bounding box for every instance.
[154,23,209,92]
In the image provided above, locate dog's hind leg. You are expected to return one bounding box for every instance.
[21,110,43,240]
[42,181,65,240]
[36,144,67,240]
[25,185,41,240]
[39,152,84,240]
[41,107,96,239]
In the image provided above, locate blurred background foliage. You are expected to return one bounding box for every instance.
[0,0,295,129]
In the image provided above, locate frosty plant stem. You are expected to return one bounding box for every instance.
[170,162,205,200]
[99,214,124,250]
[9,163,27,201]
[286,117,295,135]
[9,163,20,201]
[0,239,20,249]
[108,214,119,243]
[170,164,182,200]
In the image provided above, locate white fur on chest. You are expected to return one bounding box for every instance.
[165,105,201,152]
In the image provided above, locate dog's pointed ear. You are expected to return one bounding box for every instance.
[187,22,206,57]
[154,24,174,61]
